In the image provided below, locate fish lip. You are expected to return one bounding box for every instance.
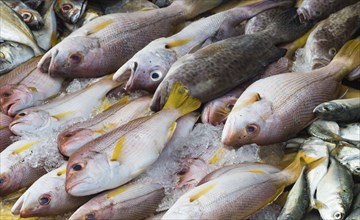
[47,49,59,77]
[37,48,58,74]
[297,8,309,23]
[66,177,91,194]
[311,58,329,70]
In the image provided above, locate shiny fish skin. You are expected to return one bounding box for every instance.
[0,42,34,75]
[58,96,152,157]
[0,112,13,152]
[303,2,360,70]
[11,163,91,217]
[38,0,224,78]
[331,142,360,177]
[307,120,342,142]
[297,0,358,23]
[314,98,360,123]
[69,182,164,220]
[54,0,88,24]
[339,123,360,144]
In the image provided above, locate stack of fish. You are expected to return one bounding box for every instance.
[0,0,359,219]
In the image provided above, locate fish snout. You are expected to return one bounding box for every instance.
[150,81,169,112]
[297,8,310,24]
[124,61,139,91]
[38,48,59,74]
[0,85,32,116]
[0,173,11,196]
[58,129,93,157]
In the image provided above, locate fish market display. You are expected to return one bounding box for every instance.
[38,0,224,78]
[314,98,360,122]
[0,112,13,152]
[54,0,88,24]
[0,42,34,75]
[114,0,292,93]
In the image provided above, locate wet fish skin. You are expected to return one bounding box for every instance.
[0,112,13,152]
[339,123,360,144]
[0,1,42,55]
[104,0,159,14]
[0,140,47,196]
[39,0,224,78]
[304,2,360,70]
[316,157,353,220]
[64,4,103,32]
[0,42,34,75]
[314,98,360,123]
[297,0,358,23]
[331,142,360,177]
[58,96,152,157]
[307,120,342,142]
[69,182,164,220]
[3,0,44,30]
[345,208,360,220]
[54,0,88,24]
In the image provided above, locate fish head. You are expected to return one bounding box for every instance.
[19,8,44,30]
[38,36,103,78]
[176,158,208,188]
[0,172,12,196]
[0,42,33,74]
[201,96,237,125]
[221,98,274,147]
[18,189,56,217]
[297,0,325,23]
[313,101,341,115]
[318,204,346,220]
[55,0,88,24]
[69,199,112,220]
[115,45,177,93]
[58,128,95,157]
[305,31,336,69]
[150,79,174,111]
[0,84,36,116]
[10,110,55,136]
[0,159,28,196]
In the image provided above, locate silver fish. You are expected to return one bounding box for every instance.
[314,98,360,123]
[0,41,34,75]
[54,0,88,24]
[331,142,360,177]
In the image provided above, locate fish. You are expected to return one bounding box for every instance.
[347,65,360,81]
[221,39,360,147]
[277,167,310,220]
[58,96,152,157]
[331,142,360,177]
[65,81,201,196]
[307,120,342,142]
[54,0,88,24]
[0,112,13,152]
[150,0,173,8]
[22,0,44,9]
[113,0,293,93]
[315,157,354,220]
[162,150,319,219]
[0,1,43,55]
[69,182,165,220]
[345,208,360,220]
[0,58,64,117]
[10,163,91,217]
[297,0,358,23]
[64,4,103,32]
[314,98,360,122]
[151,8,312,111]
[3,0,44,30]
[0,41,34,75]
[0,139,47,196]
[303,2,360,69]
[104,0,159,14]
[38,0,224,78]
[339,123,360,144]
[9,75,121,137]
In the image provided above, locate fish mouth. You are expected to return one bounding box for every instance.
[65,177,91,195]
[124,62,138,91]
[150,81,169,112]
[38,48,58,74]
[70,1,87,24]
[311,58,329,70]
[297,8,310,23]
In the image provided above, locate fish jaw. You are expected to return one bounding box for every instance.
[19,8,44,30]
[58,128,96,157]
[176,158,209,189]
[201,96,236,125]
[221,112,249,147]
[0,84,36,116]
[150,79,172,111]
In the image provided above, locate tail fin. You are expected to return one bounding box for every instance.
[330,39,360,81]
[163,81,201,116]
[174,0,225,19]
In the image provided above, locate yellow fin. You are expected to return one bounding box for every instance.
[52,111,77,120]
[95,123,116,134]
[50,31,57,47]
[306,157,326,173]
[232,92,261,112]
[86,19,113,35]
[314,200,326,209]
[106,186,128,199]
[331,39,360,80]
[189,183,216,202]
[163,81,201,116]
[98,97,113,113]
[12,141,38,155]
[115,96,129,106]
[209,147,224,164]
[285,23,318,59]
[165,38,192,49]
[56,169,66,176]
[111,135,126,161]
[274,190,289,207]
[167,121,177,142]
[247,169,266,174]
[28,87,38,93]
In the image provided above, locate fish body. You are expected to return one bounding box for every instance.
[114,0,293,93]
[11,163,91,217]
[0,139,47,196]
[9,75,120,136]
[0,42,34,75]
[3,0,44,30]
[54,0,88,24]
[314,98,360,122]
[38,0,224,78]
[0,1,42,55]
[69,182,164,220]
[297,0,358,23]
[222,40,360,146]
[339,123,360,144]
[58,96,152,157]
[0,112,13,152]
[304,2,360,69]
[308,120,342,142]
[316,157,354,220]
[331,142,360,177]
[104,0,159,14]
[65,81,201,196]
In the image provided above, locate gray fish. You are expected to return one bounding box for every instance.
[0,41,34,75]
[314,98,360,123]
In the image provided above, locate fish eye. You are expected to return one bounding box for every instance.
[333,211,343,219]
[72,163,83,171]
[85,213,95,220]
[329,48,337,56]
[61,4,73,13]
[177,166,189,176]
[21,12,33,23]
[1,91,11,97]
[150,70,163,81]
[246,124,259,134]
[18,112,27,117]
[226,103,234,111]
[0,52,5,59]
[38,194,51,206]
[64,133,73,138]
[0,176,7,186]
[355,167,360,172]
[68,53,82,63]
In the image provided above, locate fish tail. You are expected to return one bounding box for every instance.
[330,39,360,80]
[175,0,224,19]
[163,81,201,116]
